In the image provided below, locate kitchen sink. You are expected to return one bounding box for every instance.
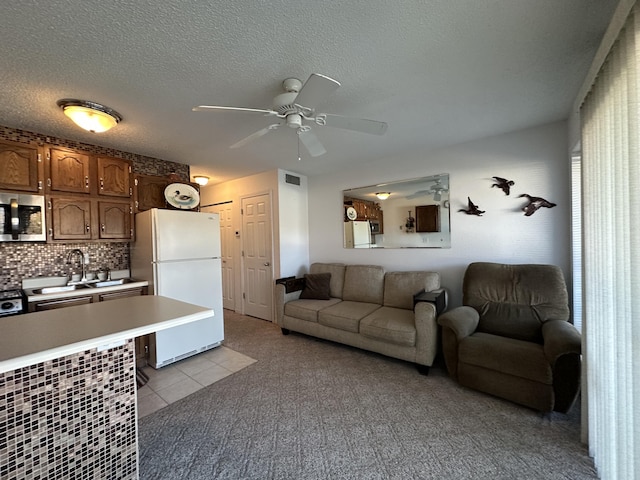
[31,284,92,294]
[87,278,132,288]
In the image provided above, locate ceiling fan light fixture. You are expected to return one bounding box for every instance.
[193,175,209,186]
[57,99,122,133]
[376,192,391,200]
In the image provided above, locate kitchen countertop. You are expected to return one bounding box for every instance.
[0,295,212,373]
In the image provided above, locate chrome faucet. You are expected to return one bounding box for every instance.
[67,249,88,282]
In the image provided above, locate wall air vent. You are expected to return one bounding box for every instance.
[285,174,301,186]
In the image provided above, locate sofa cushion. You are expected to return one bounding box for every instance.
[299,273,332,300]
[285,298,342,323]
[360,306,416,347]
[342,265,385,304]
[318,301,381,333]
[383,271,440,310]
[459,332,552,384]
[310,263,346,299]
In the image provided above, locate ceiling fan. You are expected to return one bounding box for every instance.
[406,177,450,201]
[193,73,388,157]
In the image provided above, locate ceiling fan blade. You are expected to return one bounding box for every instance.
[320,113,388,135]
[229,124,279,149]
[193,105,276,115]
[298,129,326,157]
[294,73,341,111]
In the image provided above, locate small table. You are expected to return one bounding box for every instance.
[413,289,446,314]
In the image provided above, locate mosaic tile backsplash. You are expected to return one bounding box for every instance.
[0,340,138,480]
[0,124,190,290]
[0,243,129,291]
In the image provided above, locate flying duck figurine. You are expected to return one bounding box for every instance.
[491,176,515,195]
[459,197,485,216]
[518,194,556,216]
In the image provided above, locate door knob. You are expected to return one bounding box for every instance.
[264,262,270,267]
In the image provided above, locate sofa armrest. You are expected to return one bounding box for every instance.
[436,306,479,380]
[414,301,439,366]
[542,320,582,413]
[274,283,302,326]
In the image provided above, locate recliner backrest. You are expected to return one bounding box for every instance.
[463,262,570,343]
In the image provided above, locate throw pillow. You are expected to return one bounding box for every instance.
[299,273,332,300]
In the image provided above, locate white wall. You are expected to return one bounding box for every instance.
[200,168,309,311]
[308,121,571,308]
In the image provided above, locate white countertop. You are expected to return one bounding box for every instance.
[0,295,213,373]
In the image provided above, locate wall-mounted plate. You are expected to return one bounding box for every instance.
[164,183,199,209]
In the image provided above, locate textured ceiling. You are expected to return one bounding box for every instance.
[0,1,617,185]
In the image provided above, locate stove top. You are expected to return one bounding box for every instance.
[0,289,23,300]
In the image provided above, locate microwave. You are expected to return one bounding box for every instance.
[0,192,47,242]
[370,220,381,234]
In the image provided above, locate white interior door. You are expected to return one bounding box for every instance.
[202,203,235,310]
[241,194,273,321]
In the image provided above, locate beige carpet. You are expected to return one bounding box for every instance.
[138,310,596,479]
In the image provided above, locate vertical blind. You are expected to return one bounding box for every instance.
[581,3,640,479]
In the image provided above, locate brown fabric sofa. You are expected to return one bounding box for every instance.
[437,262,581,413]
[275,263,444,374]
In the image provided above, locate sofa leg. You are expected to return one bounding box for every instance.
[416,364,430,376]
[281,328,290,335]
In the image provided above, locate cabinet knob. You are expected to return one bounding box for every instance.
[101,224,105,232]
[85,176,89,189]
[86,224,90,232]
[100,178,104,190]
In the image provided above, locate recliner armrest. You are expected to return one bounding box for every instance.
[437,306,479,340]
[542,320,581,364]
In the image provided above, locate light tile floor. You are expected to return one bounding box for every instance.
[136,345,256,418]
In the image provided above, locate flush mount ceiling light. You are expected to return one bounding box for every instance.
[57,99,122,133]
[193,175,209,186]
[375,192,391,200]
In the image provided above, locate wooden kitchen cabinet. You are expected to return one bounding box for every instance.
[48,197,133,241]
[0,139,43,193]
[134,174,169,212]
[97,156,132,198]
[47,146,91,194]
[49,196,93,241]
[98,200,132,239]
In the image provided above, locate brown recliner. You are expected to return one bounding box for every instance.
[437,262,581,413]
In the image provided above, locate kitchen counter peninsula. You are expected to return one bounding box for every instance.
[0,295,214,480]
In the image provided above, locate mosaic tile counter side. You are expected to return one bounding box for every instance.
[0,340,138,480]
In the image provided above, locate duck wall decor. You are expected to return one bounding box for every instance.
[458,197,485,216]
[491,176,515,195]
[518,194,556,216]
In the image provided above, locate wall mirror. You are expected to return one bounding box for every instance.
[343,174,451,249]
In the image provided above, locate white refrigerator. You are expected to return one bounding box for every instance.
[131,208,224,368]
[344,220,372,248]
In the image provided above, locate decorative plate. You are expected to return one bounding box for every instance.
[164,183,200,209]
[346,206,357,221]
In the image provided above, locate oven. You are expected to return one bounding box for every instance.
[0,289,25,317]
[0,192,47,242]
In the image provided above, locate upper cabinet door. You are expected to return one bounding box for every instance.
[134,174,168,212]
[97,156,132,198]
[98,200,132,239]
[0,140,41,192]
[48,147,91,194]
